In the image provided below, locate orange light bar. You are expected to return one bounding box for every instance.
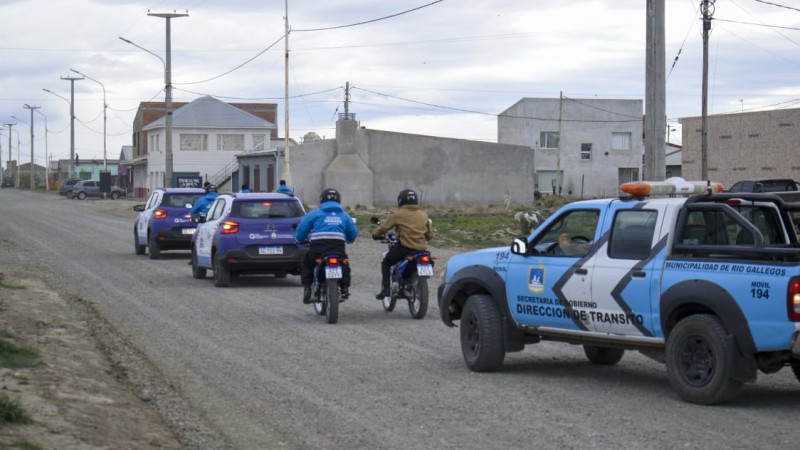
[620,178,725,197]
[620,182,651,197]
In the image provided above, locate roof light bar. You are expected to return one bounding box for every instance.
[620,177,724,197]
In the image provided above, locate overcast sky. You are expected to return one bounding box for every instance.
[1,0,799,168]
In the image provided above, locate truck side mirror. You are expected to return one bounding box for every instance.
[511,237,528,255]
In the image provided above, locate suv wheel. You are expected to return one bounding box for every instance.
[77,191,87,200]
[111,191,120,200]
[134,230,146,255]
[148,234,161,260]
[191,246,207,279]
[213,253,230,287]
[666,314,743,405]
[460,294,505,372]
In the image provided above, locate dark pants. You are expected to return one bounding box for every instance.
[381,244,416,289]
[301,239,351,288]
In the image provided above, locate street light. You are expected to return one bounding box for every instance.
[120,10,187,188]
[70,68,106,171]
[43,88,73,181]
[23,104,40,190]
[33,109,49,190]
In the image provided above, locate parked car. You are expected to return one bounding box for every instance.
[190,192,308,287]
[727,178,799,194]
[71,180,127,200]
[133,188,207,259]
[59,178,82,197]
[1,177,12,188]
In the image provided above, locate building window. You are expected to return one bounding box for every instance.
[149,134,160,153]
[217,134,244,151]
[581,143,592,160]
[253,135,266,151]
[618,167,639,184]
[611,132,631,150]
[539,131,559,149]
[180,134,208,151]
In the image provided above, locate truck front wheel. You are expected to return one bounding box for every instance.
[666,314,743,405]
[460,294,505,372]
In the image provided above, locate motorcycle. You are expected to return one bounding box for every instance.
[371,218,434,319]
[310,254,348,324]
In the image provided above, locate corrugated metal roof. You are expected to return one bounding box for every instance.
[142,96,275,130]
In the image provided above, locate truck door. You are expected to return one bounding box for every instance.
[506,208,602,331]
[588,203,667,336]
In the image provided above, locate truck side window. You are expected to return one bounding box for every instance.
[609,210,657,260]
[679,207,785,247]
[533,209,600,257]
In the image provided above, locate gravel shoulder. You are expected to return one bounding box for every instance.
[0,193,229,450]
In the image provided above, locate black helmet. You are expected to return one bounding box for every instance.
[205,184,217,194]
[320,188,341,204]
[397,189,418,206]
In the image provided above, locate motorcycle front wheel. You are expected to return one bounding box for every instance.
[312,282,326,316]
[407,274,429,319]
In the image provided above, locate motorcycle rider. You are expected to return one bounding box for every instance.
[295,188,358,304]
[189,184,218,220]
[371,189,434,299]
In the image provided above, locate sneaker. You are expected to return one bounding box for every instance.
[340,287,350,300]
[302,286,312,304]
[375,288,389,300]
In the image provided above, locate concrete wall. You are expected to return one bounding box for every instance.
[285,120,535,208]
[499,98,644,198]
[680,109,800,186]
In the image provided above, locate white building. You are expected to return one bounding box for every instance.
[140,96,277,193]
[498,97,644,198]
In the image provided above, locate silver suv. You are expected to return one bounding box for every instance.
[71,180,126,200]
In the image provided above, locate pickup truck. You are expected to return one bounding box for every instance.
[438,179,800,404]
[728,178,800,202]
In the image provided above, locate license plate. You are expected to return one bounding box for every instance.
[181,228,196,235]
[417,264,433,277]
[259,246,283,255]
[325,266,343,279]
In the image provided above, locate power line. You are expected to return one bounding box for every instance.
[352,86,641,123]
[715,17,800,31]
[173,86,342,101]
[293,0,444,32]
[174,34,284,86]
[752,0,800,13]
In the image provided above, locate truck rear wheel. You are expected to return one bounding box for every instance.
[460,294,505,372]
[666,314,743,405]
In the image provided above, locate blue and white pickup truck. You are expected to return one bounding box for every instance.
[438,179,800,404]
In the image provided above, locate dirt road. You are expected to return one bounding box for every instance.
[1,189,799,450]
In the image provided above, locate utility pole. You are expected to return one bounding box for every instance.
[4,123,13,183]
[556,91,563,196]
[149,11,188,188]
[700,0,715,180]
[61,75,83,179]
[645,0,666,181]
[23,104,40,189]
[282,0,292,186]
[70,69,107,171]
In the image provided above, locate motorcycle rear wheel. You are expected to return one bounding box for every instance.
[407,274,429,319]
[325,279,339,324]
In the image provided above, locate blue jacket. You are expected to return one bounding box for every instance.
[189,192,218,216]
[276,184,294,196]
[296,201,358,243]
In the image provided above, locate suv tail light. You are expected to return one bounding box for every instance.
[789,277,800,322]
[154,209,168,219]
[221,220,239,234]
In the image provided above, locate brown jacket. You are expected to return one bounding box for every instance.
[372,205,433,250]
